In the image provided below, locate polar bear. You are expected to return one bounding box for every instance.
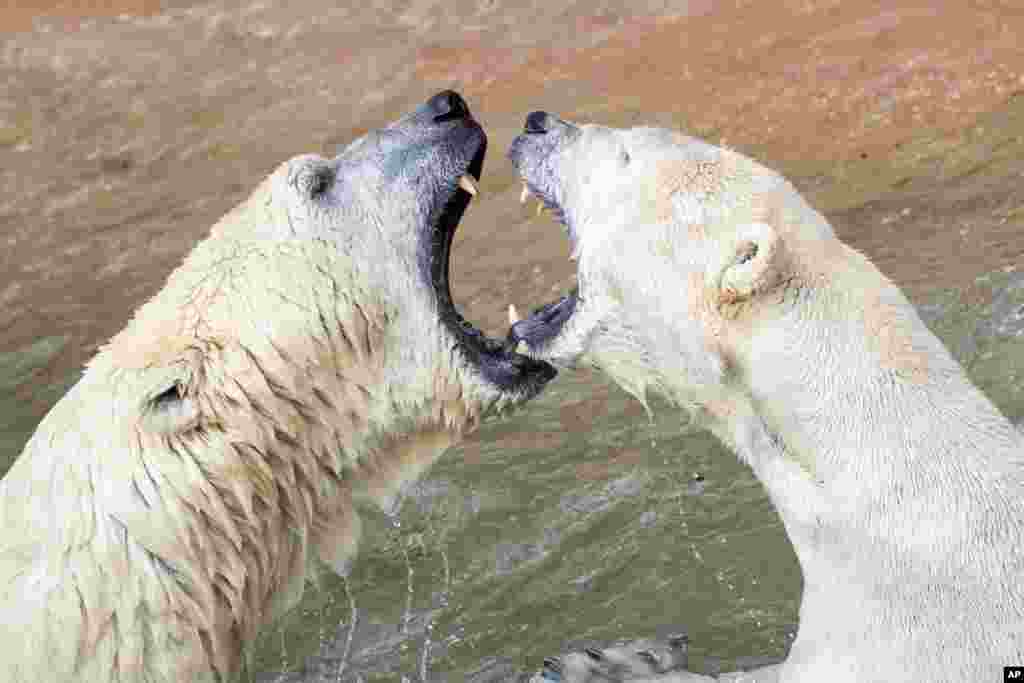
[0,91,556,683]
[506,112,1024,682]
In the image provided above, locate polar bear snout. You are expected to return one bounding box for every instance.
[421,89,471,123]
[508,111,578,169]
[505,113,595,369]
[402,90,480,140]
[524,111,563,134]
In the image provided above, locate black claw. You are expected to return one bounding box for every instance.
[584,647,604,661]
[543,656,563,673]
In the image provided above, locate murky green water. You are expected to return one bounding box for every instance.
[0,335,76,473]
[247,369,798,682]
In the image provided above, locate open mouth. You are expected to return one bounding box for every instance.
[505,170,579,355]
[425,111,557,400]
[503,112,581,360]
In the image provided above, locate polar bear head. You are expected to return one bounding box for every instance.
[237,91,557,406]
[100,92,556,449]
[505,112,946,434]
[506,114,799,412]
[75,93,561,569]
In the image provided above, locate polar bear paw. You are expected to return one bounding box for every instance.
[530,634,690,682]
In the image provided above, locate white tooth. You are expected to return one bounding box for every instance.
[520,184,530,204]
[458,174,479,197]
[515,341,528,354]
[508,303,522,325]
[535,201,545,218]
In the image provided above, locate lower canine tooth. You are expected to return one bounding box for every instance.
[535,202,545,218]
[458,174,479,197]
[520,184,530,204]
[508,303,522,325]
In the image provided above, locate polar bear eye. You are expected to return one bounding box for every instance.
[141,381,200,435]
[736,241,758,265]
[150,382,183,411]
[311,167,333,198]
[619,149,631,165]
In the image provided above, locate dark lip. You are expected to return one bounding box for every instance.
[505,132,579,356]
[508,130,579,251]
[426,122,557,399]
[507,289,579,352]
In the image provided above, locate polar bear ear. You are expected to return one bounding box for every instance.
[140,380,201,435]
[717,222,785,303]
[291,155,335,201]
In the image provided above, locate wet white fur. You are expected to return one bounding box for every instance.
[0,154,516,682]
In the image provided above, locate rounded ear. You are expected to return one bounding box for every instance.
[717,222,785,304]
[289,154,335,200]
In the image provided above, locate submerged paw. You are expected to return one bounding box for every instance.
[533,634,689,682]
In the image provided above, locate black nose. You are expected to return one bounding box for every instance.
[524,111,554,133]
[426,90,470,122]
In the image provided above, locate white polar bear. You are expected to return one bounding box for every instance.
[506,111,1024,682]
[0,92,556,683]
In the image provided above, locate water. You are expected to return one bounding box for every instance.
[250,367,796,681]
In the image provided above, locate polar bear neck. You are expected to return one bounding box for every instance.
[726,260,1024,665]
[743,257,1023,504]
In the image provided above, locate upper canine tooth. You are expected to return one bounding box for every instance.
[520,184,530,204]
[458,174,479,197]
[508,303,522,325]
[515,341,528,355]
